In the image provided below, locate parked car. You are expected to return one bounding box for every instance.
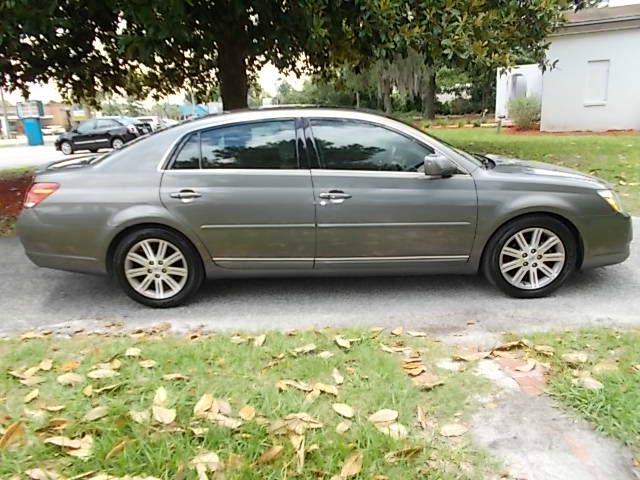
[19,108,632,307]
[41,124,66,135]
[136,115,179,131]
[54,116,152,154]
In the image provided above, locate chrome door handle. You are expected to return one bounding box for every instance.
[318,190,352,205]
[170,190,202,202]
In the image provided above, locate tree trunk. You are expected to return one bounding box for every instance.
[381,77,392,115]
[218,39,249,111]
[421,67,437,119]
[355,91,360,109]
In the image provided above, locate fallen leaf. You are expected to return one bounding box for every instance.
[87,368,118,379]
[331,368,344,385]
[391,326,404,336]
[270,412,323,435]
[0,421,24,450]
[440,423,468,437]
[44,436,83,449]
[340,451,363,477]
[57,372,84,386]
[139,359,157,369]
[24,389,39,404]
[288,432,305,473]
[163,373,190,381]
[153,387,168,406]
[384,446,423,463]
[407,330,427,337]
[152,405,176,424]
[561,351,589,366]
[25,468,59,480]
[190,427,209,437]
[239,405,256,421]
[304,388,320,405]
[105,437,128,460]
[214,414,242,429]
[292,343,317,355]
[60,360,81,372]
[376,422,408,439]
[19,375,46,387]
[276,379,313,392]
[38,359,53,371]
[315,383,338,396]
[335,335,351,350]
[416,406,427,430]
[412,371,444,390]
[453,350,491,362]
[256,444,283,464]
[632,364,640,373]
[129,410,150,424]
[515,359,537,372]
[491,340,524,353]
[317,351,334,359]
[332,403,354,419]
[534,344,555,356]
[190,451,223,477]
[83,406,108,422]
[336,421,352,434]
[194,393,215,417]
[125,347,142,357]
[44,405,65,413]
[82,385,93,397]
[65,435,93,459]
[36,418,70,433]
[368,409,398,425]
[253,334,266,347]
[574,376,604,391]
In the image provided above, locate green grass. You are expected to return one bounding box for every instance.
[523,328,640,449]
[425,127,640,214]
[0,166,35,179]
[0,328,494,479]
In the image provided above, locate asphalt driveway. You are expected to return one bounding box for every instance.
[0,219,638,335]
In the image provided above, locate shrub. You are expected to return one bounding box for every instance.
[508,97,541,130]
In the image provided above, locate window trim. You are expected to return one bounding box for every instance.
[164,118,302,171]
[306,117,436,173]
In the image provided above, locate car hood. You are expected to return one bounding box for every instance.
[484,154,611,189]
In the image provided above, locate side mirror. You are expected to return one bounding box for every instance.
[423,154,458,178]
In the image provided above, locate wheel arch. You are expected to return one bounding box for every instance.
[479,211,584,271]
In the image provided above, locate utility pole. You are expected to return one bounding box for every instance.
[0,87,10,139]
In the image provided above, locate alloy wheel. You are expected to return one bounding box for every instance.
[499,227,566,290]
[124,238,189,299]
[112,138,124,149]
[61,142,72,155]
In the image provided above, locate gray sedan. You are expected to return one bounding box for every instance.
[17,108,632,307]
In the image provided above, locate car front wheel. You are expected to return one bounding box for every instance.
[113,227,204,307]
[483,215,578,298]
[60,141,73,155]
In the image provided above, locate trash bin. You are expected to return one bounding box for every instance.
[23,117,44,146]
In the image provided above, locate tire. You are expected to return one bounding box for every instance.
[482,215,578,298]
[60,141,73,155]
[111,137,124,149]
[112,227,204,308]
[89,148,99,153]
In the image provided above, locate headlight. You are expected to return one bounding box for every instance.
[597,190,624,213]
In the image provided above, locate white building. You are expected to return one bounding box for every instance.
[496,4,640,132]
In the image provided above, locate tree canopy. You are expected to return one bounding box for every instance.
[1,0,574,110]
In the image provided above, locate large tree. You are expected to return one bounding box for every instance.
[1,0,573,111]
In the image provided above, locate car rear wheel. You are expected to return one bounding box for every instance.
[113,227,204,307]
[111,137,124,149]
[482,215,578,298]
[60,141,73,155]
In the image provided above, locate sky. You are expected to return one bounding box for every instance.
[4,62,307,106]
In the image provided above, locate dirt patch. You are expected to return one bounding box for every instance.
[0,173,32,217]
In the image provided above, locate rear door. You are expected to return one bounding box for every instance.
[306,117,478,268]
[94,119,120,147]
[71,120,98,149]
[160,118,316,269]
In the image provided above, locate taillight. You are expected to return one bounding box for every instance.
[24,182,59,208]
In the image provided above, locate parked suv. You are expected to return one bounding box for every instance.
[55,116,152,155]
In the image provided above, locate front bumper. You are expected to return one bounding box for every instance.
[578,213,633,269]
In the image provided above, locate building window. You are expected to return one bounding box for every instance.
[584,60,610,106]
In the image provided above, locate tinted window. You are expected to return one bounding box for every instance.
[76,120,96,134]
[200,120,297,169]
[310,119,434,172]
[172,133,200,170]
[96,119,119,129]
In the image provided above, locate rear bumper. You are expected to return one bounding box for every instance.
[578,213,633,269]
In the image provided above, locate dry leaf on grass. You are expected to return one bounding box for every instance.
[87,369,118,379]
[515,359,537,372]
[335,335,351,350]
[292,343,317,355]
[162,373,189,381]
[19,376,46,387]
[391,326,404,336]
[44,405,65,413]
[45,435,93,459]
[376,422,408,439]
[24,389,39,404]
[152,405,176,425]
[190,451,223,478]
[332,368,344,385]
[60,360,81,372]
[561,351,589,366]
[194,393,216,417]
[453,350,491,362]
[139,359,157,369]
[318,351,334,359]
[253,334,266,347]
[534,344,555,356]
[129,410,150,424]
[125,347,142,357]
[368,409,398,425]
[25,468,59,480]
[633,365,640,374]
[336,421,352,434]
[407,330,427,337]
[256,444,283,464]
[573,376,604,391]
[0,421,25,450]
[332,403,354,419]
[35,418,70,433]
[288,432,305,474]
[416,406,427,430]
[83,406,108,422]
[440,423,468,437]
[57,372,84,386]
[412,371,444,390]
[238,405,256,421]
[276,379,313,392]
[270,412,323,435]
[384,446,423,463]
[153,387,168,406]
[105,437,128,460]
[38,359,53,371]
[340,451,363,477]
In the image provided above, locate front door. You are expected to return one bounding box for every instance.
[160,118,316,269]
[72,119,98,150]
[94,119,120,148]
[307,118,477,268]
